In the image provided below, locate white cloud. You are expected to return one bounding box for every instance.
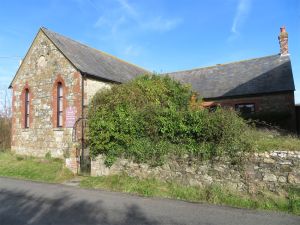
[117,0,138,18]
[94,15,127,36]
[91,0,182,56]
[229,0,252,40]
[94,0,182,33]
[141,16,183,32]
[123,44,141,57]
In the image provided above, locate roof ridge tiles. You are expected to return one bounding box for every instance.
[165,54,286,75]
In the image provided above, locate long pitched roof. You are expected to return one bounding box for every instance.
[166,54,295,99]
[10,28,295,99]
[41,27,149,83]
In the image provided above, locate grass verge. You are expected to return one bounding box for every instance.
[80,174,300,215]
[246,128,300,152]
[0,151,74,183]
[1,150,299,215]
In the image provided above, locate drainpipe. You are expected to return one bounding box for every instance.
[81,73,85,171]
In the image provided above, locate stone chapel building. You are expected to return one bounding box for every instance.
[9,27,297,163]
[9,27,148,159]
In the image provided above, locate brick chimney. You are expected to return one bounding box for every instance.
[278,26,289,56]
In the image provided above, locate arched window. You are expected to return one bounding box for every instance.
[57,82,63,127]
[52,76,66,128]
[24,89,30,128]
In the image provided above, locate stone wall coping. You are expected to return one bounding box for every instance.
[53,128,65,132]
[90,150,300,194]
[21,129,30,132]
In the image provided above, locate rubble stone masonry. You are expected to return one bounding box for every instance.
[11,31,82,158]
[91,150,300,194]
[84,77,111,105]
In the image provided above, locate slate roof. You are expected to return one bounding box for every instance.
[166,54,295,99]
[41,27,149,83]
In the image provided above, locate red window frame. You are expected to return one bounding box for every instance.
[57,82,63,127]
[24,89,30,128]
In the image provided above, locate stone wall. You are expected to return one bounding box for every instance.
[91,151,300,194]
[11,30,114,159]
[84,77,111,105]
[11,30,82,158]
[65,144,80,174]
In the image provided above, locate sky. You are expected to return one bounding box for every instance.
[0,0,300,107]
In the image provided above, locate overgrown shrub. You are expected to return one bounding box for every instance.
[88,75,252,166]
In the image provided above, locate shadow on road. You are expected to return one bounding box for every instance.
[0,189,165,225]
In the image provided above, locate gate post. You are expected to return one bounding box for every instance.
[71,117,90,174]
[65,143,80,174]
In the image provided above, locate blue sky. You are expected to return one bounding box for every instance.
[0,0,300,105]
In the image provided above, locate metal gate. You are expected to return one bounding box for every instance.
[72,117,90,175]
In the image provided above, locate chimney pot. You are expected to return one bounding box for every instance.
[280,26,286,33]
[278,26,289,56]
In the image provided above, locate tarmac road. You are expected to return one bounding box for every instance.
[0,177,299,225]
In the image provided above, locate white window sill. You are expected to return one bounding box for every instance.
[53,128,64,131]
[22,129,30,132]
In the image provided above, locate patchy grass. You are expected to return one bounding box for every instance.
[0,151,74,183]
[80,174,300,215]
[246,129,300,152]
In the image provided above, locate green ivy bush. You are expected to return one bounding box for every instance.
[88,75,252,166]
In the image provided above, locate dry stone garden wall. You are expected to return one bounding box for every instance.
[91,150,300,194]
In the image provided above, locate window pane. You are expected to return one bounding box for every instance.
[26,103,29,114]
[59,85,63,96]
[58,112,63,127]
[58,84,63,97]
[59,98,63,111]
[25,90,29,128]
[57,83,63,127]
[26,115,29,128]
[25,90,29,100]
[235,104,255,114]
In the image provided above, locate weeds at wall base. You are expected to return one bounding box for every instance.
[80,174,300,215]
